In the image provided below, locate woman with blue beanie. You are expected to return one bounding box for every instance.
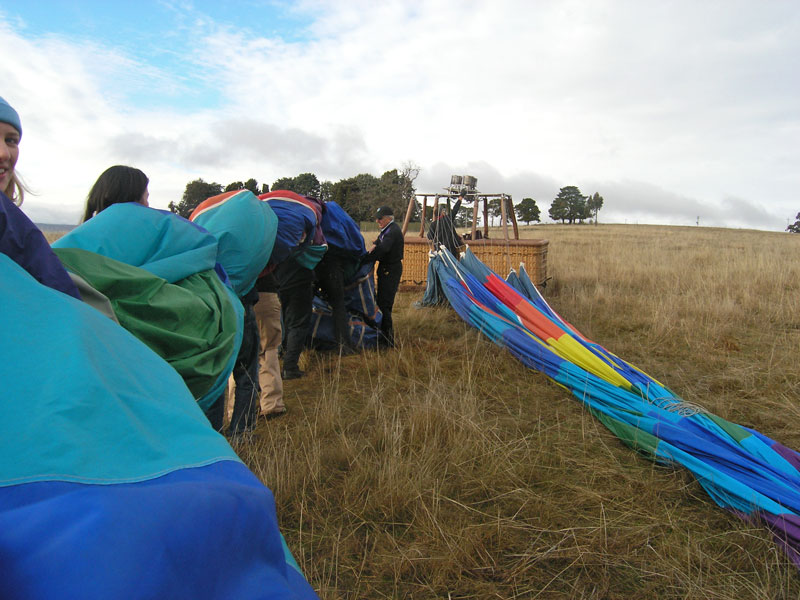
[0,95,25,205]
[0,96,81,297]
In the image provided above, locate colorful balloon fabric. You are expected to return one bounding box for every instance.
[190,189,278,296]
[1,208,318,599]
[52,203,243,410]
[430,246,800,568]
[320,200,366,257]
[258,190,327,269]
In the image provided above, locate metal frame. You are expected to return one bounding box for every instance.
[401,191,519,242]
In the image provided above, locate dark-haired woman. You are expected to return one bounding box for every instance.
[82,165,149,222]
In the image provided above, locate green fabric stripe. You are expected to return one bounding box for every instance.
[705,413,750,444]
[54,247,239,402]
[589,406,661,458]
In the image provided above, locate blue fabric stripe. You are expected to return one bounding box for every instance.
[0,461,316,599]
[320,200,366,256]
[266,198,319,265]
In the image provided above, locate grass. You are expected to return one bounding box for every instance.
[232,223,800,598]
[48,222,800,597]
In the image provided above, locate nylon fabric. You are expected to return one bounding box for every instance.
[428,246,800,568]
[0,253,319,598]
[51,204,245,410]
[190,190,278,296]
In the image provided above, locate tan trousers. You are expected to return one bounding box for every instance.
[253,292,284,414]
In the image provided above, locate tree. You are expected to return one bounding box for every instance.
[788,212,800,233]
[453,205,473,228]
[170,178,223,218]
[271,173,321,198]
[271,177,294,193]
[225,181,244,192]
[400,161,421,221]
[330,169,416,223]
[486,198,503,225]
[330,173,380,222]
[550,186,587,224]
[548,196,569,223]
[587,192,604,225]
[243,178,259,194]
[293,173,321,197]
[515,197,541,225]
[319,180,334,202]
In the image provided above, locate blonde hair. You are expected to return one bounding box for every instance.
[5,171,26,206]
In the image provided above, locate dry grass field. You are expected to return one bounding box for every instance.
[45,223,800,597]
[235,224,800,599]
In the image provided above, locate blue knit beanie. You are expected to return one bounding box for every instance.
[0,96,22,138]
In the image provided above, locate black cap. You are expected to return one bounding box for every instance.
[376,206,394,218]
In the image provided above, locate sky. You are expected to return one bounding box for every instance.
[2,0,798,230]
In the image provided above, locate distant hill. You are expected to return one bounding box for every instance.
[36,223,76,233]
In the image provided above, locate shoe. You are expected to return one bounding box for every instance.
[282,368,305,380]
[264,408,287,420]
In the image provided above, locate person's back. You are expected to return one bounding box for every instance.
[428,202,463,257]
[257,191,327,380]
[311,202,358,351]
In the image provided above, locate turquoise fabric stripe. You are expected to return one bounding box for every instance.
[0,256,239,485]
[739,434,799,478]
[281,534,303,574]
[191,191,277,296]
[53,204,218,283]
[653,439,790,515]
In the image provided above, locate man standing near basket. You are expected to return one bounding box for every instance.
[363,206,404,348]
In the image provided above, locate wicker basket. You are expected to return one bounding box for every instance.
[398,236,549,289]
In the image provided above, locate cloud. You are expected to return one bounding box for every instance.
[2,2,798,230]
[574,179,786,229]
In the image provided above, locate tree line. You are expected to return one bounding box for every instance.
[168,168,418,224]
[169,171,603,227]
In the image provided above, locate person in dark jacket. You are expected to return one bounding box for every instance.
[314,250,352,352]
[1,95,26,206]
[275,256,314,379]
[427,197,463,257]
[314,200,367,353]
[362,206,404,348]
[258,191,327,380]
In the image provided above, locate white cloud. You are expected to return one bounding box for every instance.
[2,1,798,230]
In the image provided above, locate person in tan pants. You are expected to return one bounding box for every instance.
[254,272,285,417]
